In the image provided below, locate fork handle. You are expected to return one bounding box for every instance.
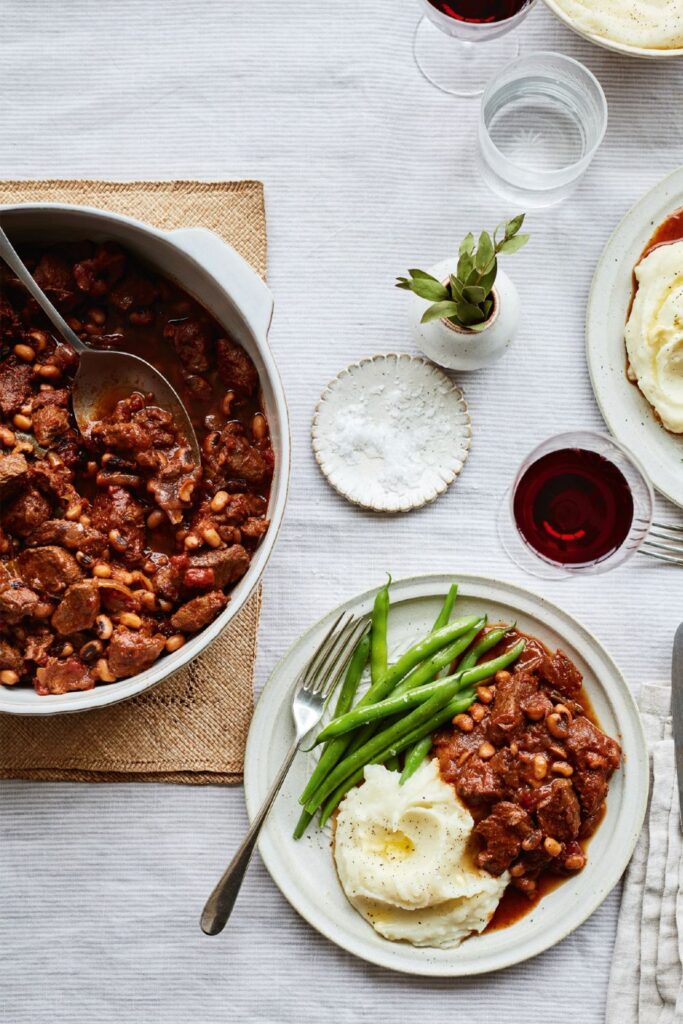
[200,737,300,935]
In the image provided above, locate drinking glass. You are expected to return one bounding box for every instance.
[497,431,654,579]
[477,52,608,208]
[414,0,537,99]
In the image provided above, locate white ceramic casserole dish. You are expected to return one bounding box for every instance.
[0,202,290,715]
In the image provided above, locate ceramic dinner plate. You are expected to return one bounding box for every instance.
[244,574,648,976]
[587,166,683,508]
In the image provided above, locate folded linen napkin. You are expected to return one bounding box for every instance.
[607,683,683,1023]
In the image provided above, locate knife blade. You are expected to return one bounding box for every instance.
[671,623,683,824]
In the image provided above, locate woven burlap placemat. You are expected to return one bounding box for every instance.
[0,178,268,784]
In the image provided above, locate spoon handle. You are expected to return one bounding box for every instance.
[0,224,86,353]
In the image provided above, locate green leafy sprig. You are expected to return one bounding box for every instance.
[396,214,529,332]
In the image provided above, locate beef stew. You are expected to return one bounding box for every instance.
[0,240,273,695]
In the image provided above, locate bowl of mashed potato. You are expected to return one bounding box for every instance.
[543,0,683,58]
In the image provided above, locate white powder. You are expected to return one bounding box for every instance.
[330,378,452,495]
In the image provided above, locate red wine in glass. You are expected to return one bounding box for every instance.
[428,0,529,23]
[512,448,635,566]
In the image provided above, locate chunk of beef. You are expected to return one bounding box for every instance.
[520,690,553,722]
[15,546,83,595]
[34,657,95,695]
[240,516,270,540]
[170,590,228,632]
[73,242,126,296]
[573,769,608,820]
[147,552,187,602]
[432,723,484,782]
[530,649,583,698]
[90,487,145,566]
[164,318,214,373]
[24,630,54,666]
[107,629,165,679]
[51,581,100,635]
[0,296,22,341]
[456,757,506,804]
[206,426,271,487]
[145,444,201,520]
[32,402,71,448]
[216,337,258,393]
[29,459,80,508]
[2,488,51,537]
[109,271,158,312]
[0,581,39,622]
[28,520,107,556]
[33,252,77,310]
[186,545,250,589]
[487,669,538,745]
[0,452,28,497]
[566,716,622,773]
[226,493,267,523]
[0,359,33,415]
[474,802,534,876]
[0,639,23,673]
[182,372,212,402]
[535,779,581,842]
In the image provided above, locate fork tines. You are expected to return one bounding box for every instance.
[299,612,369,700]
[640,520,683,566]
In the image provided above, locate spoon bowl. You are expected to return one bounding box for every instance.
[0,223,201,463]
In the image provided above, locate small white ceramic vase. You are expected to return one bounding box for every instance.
[408,256,520,371]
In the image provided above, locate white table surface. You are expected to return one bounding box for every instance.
[2,2,683,1021]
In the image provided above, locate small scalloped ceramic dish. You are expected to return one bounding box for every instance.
[311,354,471,513]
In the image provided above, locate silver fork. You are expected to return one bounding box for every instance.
[639,520,683,566]
[200,610,369,936]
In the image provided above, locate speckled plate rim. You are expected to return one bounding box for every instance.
[311,353,472,514]
[245,573,649,977]
[542,0,683,58]
[586,166,683,508]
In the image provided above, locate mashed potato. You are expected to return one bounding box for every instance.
[333,760,507,948]
[625,241,683,433]
[552,0,683,50]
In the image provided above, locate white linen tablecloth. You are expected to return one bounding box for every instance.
[1,2,683,1021]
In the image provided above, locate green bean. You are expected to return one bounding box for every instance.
[304,677,474,814]
[458,623,514,672]
[399,586,459,778]
[385,754,399,772]
[400,736,432,785]
[314,633,514,743]
[295,632,371,820]
[304,641,525,815]
[315,669,470,742]
[370,578,390,686]
[433,584,457,632]
[318,691,476,826]
[306,614,483,800]
[390,619,484,700]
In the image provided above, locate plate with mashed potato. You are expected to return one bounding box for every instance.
[543,0,683,58]
[244,574,647,975]
[587,166,683,508]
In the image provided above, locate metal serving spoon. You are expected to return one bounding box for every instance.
[0,224,200,462]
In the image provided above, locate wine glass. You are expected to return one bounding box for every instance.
[497,431,654,579]
[414,0,537,99]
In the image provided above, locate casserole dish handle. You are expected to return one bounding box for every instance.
[167,227,273,343]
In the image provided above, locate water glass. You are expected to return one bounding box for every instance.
[477,52,608,208]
